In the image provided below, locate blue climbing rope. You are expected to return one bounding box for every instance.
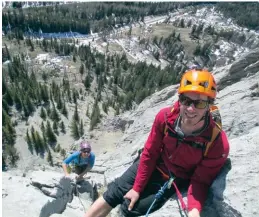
[145,177,175,216]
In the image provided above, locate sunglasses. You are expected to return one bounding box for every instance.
[81,149,90,153]
[179,95,209,109]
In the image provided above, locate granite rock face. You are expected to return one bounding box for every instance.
[3,48,259,217]
[2,170,97,217]
[2,50,259,217]
[218,49,259,90]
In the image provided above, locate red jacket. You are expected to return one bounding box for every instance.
[133,101,230,212]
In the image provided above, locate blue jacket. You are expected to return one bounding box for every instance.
[63,151,95,168]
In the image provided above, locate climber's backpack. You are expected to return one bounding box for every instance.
[136,105,222,160]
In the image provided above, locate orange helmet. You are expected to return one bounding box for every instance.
[178,69,217,98]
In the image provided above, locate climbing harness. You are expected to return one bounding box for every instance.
[145,170,188,217]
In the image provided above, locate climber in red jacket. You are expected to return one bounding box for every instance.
[84,68,230,217]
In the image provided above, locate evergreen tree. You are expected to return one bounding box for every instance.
[56,93,63,110]
[200,42,211,57]
[194,44,201,56]
[29,38,35,51]
[50,103,60,122]
[73,104,80,123]
[79,119,84,137]
[176,33,181,41]
[60,148,66,159]
[73,54,77,62]
[30,126,39,154]
[191,24,197,35]
[42,134,48,150]
[61,103,68,118]
[49,89,53,102]
[72,89,78,104]
[47,150,54,166]
[2,99,10,114]
[13,91,22,111]
[46,120,57,144]
[84,74,91,90]
[53,121,59,135]
[113,85,118,96]
[102,102,108,114]
[196,23,204,36]
[40,107,47,120]
[46,105,52,117]
[128,25,132,37]
[187,19,192,27]
[4,89,14,106]
[153,36,158,45]
[40,121,46,135]
[25,95,35,115]
[42,38,48,52]
[35,131,45,154]
[90,102,100,130]
[5,144,19,167]
[26,129,33,154]
[124,91,134,110]
[86,104,90,117]
[179,18,185,28]
[135,88,148,104]
[2,121,17,146]
[79,63,84,80]
[115,105,120,115]
[2,78,7,95]
[70,119,80,140]
[22,102,30,120]
[40,84,49,103]
[3,43,11,60]
[67,89,72,102]
[42,71,48,82]
[55,143,61,152]
[60,121,66,134]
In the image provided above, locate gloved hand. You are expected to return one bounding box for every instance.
[188,208,200,217]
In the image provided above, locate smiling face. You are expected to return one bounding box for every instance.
[179,92,209,128]
[81,149,91,158]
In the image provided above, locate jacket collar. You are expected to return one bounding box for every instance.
[165,101,215,142]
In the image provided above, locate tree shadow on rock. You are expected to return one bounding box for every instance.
[74,179,98,202]
[39,177,74,217]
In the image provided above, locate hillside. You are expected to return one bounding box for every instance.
[3,4,259,171]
